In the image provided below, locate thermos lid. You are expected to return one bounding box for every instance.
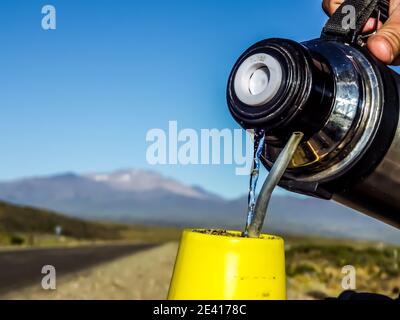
[227,38,315,132]
[233,53,283,107]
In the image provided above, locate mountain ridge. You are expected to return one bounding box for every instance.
[0,169,399,244]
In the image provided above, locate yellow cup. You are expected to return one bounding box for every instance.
[168,229,286,300]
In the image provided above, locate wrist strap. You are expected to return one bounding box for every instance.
[321,0,389,43]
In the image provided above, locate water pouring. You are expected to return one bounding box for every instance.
[228,0,400,228]
[169,0,400,300]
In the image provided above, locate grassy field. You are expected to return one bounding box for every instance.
[283,236,400,299]
[0,201,181,247]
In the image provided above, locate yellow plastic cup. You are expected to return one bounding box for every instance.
[168,229,286,300]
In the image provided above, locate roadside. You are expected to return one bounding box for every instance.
[2,238,399,300]
[2,242,178,300]
[0,243,158,298]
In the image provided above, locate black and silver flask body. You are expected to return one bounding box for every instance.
[227,38,400,227]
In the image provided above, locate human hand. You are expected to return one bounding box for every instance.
[323,0,400,64]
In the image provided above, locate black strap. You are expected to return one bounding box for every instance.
[322,0,390,43]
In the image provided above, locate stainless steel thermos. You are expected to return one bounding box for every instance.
[227,0,400,228]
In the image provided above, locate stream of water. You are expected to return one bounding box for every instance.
[243,129,266,237]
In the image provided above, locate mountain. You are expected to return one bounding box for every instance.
[0,169,399,244]
[85,169,211,199]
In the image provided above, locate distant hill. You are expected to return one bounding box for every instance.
[0,169,399,244]
[0,200,180,245]
[0,201,128,241]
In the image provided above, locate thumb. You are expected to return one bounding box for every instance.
[368,0,400,64]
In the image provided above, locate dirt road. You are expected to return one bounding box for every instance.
[0,243,156,297]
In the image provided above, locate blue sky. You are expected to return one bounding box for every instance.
[0,0,328,198]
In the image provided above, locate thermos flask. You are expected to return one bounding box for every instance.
[227,0,400,228]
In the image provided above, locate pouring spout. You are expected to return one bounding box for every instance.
[246,132,304,238]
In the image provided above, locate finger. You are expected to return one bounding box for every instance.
[363,18,383,33]
[367,0,400,64]
[322,0,345,16]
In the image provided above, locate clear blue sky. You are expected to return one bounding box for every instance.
[0,0,328,198]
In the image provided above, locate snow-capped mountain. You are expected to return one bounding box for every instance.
[86,169,209,199]
[0,169,399,244]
